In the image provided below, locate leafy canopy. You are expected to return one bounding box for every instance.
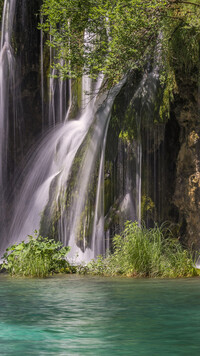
[41,0,168,84]
[40,0,200,86]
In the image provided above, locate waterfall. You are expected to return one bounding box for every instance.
[3,72,126,260]
[48,40,68,126]
[48,61,68,126]
[0,0,161,262]
[40,14,44,129]
[0,0,16,189]
[136,142,142,224]
[0,1,120,261]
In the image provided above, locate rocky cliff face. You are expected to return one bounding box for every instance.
[140,67,200,249]
[105,64,200,250]
[172,75,200,248]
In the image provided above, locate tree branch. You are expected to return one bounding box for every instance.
[170,0,200,7]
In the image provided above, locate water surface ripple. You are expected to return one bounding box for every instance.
[0,275,200,355]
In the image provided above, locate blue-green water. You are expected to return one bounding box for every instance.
[0,274,200,355]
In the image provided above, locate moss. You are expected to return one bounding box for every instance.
[69,77,82,118]
[104,161,114,216]
[0,1,3,22]
[171,27,199,76]
[159,69,178,120]
[141,195,155,221]
[39,173,61,239]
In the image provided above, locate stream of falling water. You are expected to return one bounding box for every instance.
[0,0,147,262]
[0,0,16,189]
[48,41,68,126]
[4,74,126,261]
[0,1,126,261]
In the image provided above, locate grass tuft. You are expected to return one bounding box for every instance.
[86,221,199,278]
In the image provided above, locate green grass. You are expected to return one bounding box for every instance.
[2,223,198,279]
[86,221,199,278]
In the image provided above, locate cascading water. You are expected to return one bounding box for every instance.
[4,75,126,261]
[40,14,44,128]
[0,0,164,263]
[0,0,20,248]
[0,0,16,190]
[48,41,68,126]
[0,5,128,261]
[0,1,117,260]
[40,19,69,128]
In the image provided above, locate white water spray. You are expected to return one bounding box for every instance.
[5,73,126,261]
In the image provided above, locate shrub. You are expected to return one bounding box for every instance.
[87,221,199,278]
[1,231,72,277]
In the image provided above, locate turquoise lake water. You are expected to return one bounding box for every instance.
[0,274,200,355]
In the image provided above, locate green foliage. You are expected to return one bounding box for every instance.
[159,0,200,115]
[40,0,168,84]
[0,0,4,22]
[159,69,178,119]
[141,195,155,220]
[87,221,199,277]
[1,231,72,277]
[40,0,200,113]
